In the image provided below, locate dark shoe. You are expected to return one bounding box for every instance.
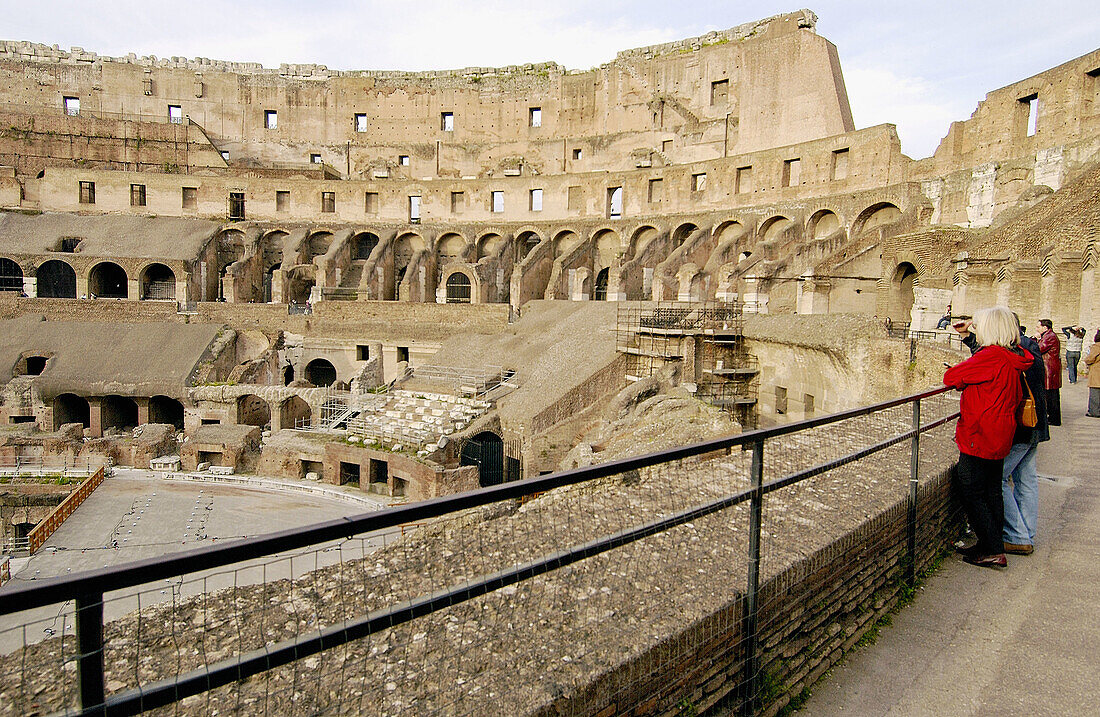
[1004,542,1034,555]
[964,552,1007,569]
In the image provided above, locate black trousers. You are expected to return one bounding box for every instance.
[1046,388,1061,426]
[953,452,1005,555]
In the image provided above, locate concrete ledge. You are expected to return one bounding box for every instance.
[159,471,384,509]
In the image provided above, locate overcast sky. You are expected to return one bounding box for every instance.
[6,1,1099,158]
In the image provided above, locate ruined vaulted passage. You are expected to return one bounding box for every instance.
[53,393,89,430]
[352,232,379,260]
[0,258,23,292]
[140,263,176,300]
[280,396,311,430]
[891,262,918,322]
[307,231,334,261]
[89,262,128,299]
[36,260,76,298]
[237,394,271,428]
[516,232,541,262]
[305,359,337,387]
[149,395,184,429]
[101,395,138,432]
[593,267,610,301]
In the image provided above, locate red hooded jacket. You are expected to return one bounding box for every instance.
[943,344,1034,459]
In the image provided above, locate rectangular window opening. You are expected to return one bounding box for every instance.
[782,158,801,187]
[450,191,464,214]
[567,185,582,211]
[396,346,410,364]
[355,113,368,132]
[321,191,335,213]
[571,148,582,160]
[1020,94,1039,137]
[365,192,379,214]
[529,107,542,127]
[63,96,80,116]
[735,166,753,194]
[803,393,815,415]
[130,183,146,207]
[648,178,663,204]
[607,186,623,218]
[441,112,454,131]
[182,187,197,209]
[339,462,360,487]
[220,150,230,161]
[691,173,707,192]
[228,191,245,221]
[710,79,729,106]
[357,345,371,361]
[831,149,849,181]
[310,153,322,164]
[775,386,788,415]
[275,190,289,212]
[408,195,421,223]
[529,188,543,212]
[168,105,183,124]
[398,155,410,166]
[264,110,278,129]
[491,190,504,213]
[78,180,95,205]
[368,459,389,492]
[662,139,673,154]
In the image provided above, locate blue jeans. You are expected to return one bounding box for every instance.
[1066,352,1080,383]
[1002,442,1039,545]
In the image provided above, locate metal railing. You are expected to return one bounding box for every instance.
[0,386,961,716]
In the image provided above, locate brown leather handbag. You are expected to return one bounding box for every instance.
[1019,376,1038,428]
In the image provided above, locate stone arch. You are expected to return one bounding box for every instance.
[53,393,89,430]
[460,430,504,487]
[279,396,312,430]
[101,395,139,432]
[515,230,542,263]
[713,221,745,245]
[444,270,473,303]
[688,271,707,301]
[305,358,337,387]
[759,216,793,244]
[890,261,919,322]
[593,228,621,270]
[236,394,271,428]
[285,266,315,305]
[217,228,247,273]
[88,261,128,299]
[593,267,610,301]
[149,395,184,429]
[306,231,334,261]
[476,232,504,260]
[0,257,23,292]
[394,232,425,286]
[807,209,841,240]
[139,263,176,300]
[628,225,660,258]
[36,260,77,298]
[672,222,698,248]
[261,231,288,269]
[14,353,52,376]
[553,229,582,257]
[352,231,379,261]
[436,232,468,268]
[853,202,902,237]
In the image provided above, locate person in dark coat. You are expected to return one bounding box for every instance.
[1037,319,1062,426]
[964,317,1049,554]
[946,307,1034,568]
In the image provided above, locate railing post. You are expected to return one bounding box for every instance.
[741,438,765,715]
[75,592,106,713]
[907,398,921,587]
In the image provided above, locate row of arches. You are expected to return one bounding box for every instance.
[52,394,184,432]
[0,258,178,299]
[235,394,313,430]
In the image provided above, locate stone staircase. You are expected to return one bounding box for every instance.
[347,390,491,453]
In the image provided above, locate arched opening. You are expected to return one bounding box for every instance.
[393,233,424,293]
[689,273,707,301]
[593,267,610,301]
[140,263,176,300]
[36,260,77,298]
[261,231,287,303]
[305,359,337,387]
[16,355,51,376]
[808,210,841,240]
[436,233,467,269]
[445,272,472,303]
[593,229,620,272]
[713,221,745,246]
[854,203,902,237]
[53,393,89,430]
[738,251,753,263]
[286,266,315,305]
[0,258,23,292]
[554,230,581,257]
[461,431,504,487]
[516,231,542,262]
[352,232,379,261]
[477,233,503,260]
[217,229,247,299]
[280,396,312,430]
[88,262,128,299]
[306,231,334,261]
[101,395,138,433]
[149,395,184,429]
[236,394,271,428]
[628,226,659,258]
[672,222,698,248]
[891,262,918,322]
[760,216,793,244]
[283,365,295,386]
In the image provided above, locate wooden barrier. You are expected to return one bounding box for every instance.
[26,467,106,554]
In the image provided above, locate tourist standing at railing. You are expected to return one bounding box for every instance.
[1037,320,1062,426]
[944,307,1034,569]
[1084,330,1100,418]
[1061,325,1085,384]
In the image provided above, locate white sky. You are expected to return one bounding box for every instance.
[5,1,1099,158]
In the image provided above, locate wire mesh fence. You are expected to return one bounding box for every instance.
[0,388,962,716]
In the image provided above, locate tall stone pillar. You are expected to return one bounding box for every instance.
[87,397,103,439]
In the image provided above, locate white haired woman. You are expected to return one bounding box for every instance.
[945,307,1034,568]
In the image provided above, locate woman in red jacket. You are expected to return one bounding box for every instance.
[945,307,1034,568]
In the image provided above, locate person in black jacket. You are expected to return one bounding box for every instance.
[961,316,1048,554]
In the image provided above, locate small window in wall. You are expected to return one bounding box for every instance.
[662,139,673,154]
[710,79,729,106]
[357,344,371,361]
[491,190,504,213]
[450,191,464,214]
[567,185,583,211]
[691,173,707,192]
[264,110,278,129]
[369,458,388,491]
[529,107,542,127]
[1020,93,1039,137]
[355,113,368,132]
[130,183,146,207]
[23,356,48,375]
[775,386,788,414]
[607,186,623,218]
[736,166,753,194]
[408,195,421,223]
[182,187,197,209]
[321,191,335,213]
[168,105,183,124]
[398,155,410,166]
[648,178,663,203]
[59,236,81,252]
[529,188,543,212]
[365,192,379,214]
[782,158,801,187]
[79,181,95,204]
[339,462,361,487]
[276,190,289,212]
[201,418,220,426]
[572,148,583,161]
[63,96,80,116]
[441,112,454,131]
[310,153,322,164]
[803,393,815,415]
[220,150,230,161]
[396,346,410,364]
[228,191,245,221]
[831,149,849,180]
